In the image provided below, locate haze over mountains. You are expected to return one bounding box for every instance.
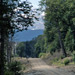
[13,29,44,42]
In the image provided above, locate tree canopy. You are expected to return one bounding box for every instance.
[0,0,36,75]
[39,0,75,56]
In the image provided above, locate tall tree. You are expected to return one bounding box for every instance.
[0,0,36,75]
[39,0,75,57]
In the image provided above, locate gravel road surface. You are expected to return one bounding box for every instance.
[24,58,75,75]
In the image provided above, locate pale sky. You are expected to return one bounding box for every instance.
[28,0,41,8]
[21,0,44,30]
[21,0,41,8]
[14,0,44,41]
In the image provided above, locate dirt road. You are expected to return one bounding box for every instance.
[24,58,75,75]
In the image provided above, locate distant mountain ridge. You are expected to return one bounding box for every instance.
[13,29,44,42]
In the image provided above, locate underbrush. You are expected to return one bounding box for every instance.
[11,57,29,73]
[39,53,47,58]
[51,57,75,66]
[5,61,22,75]
[63,59,70,65]
[5,57,29,75]
[5,71,14,75]
[42,51,75,67]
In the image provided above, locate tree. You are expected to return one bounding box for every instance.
[65,28,75,52]
[39,0,75,57]
[0,0,36,75]
[34,35,46,57]
[16,42,26,57]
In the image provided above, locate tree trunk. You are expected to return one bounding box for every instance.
[0,27,5,75]
[57,27,67,57]
[7,43,11,64]
[0,0,5,75]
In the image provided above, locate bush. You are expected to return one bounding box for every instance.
[72,51,75,64]
[60,56,65,59]
[53,58,59,62]
[5,70,14,75]
[64,59,69,65]
[9,61,22,75]
[39,53,46,58]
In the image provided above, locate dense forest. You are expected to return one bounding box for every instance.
[0,0,75,75]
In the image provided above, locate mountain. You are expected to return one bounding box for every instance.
[13,29,44,42]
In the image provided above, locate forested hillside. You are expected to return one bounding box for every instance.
[13,30,44,42]
[16,35,45,57]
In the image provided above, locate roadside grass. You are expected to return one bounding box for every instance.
[51,59,65,67]
[69,62,75,65]
[41,51,75,67]
[50,57,75,67]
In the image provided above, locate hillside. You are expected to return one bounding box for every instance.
[13,29,44,42]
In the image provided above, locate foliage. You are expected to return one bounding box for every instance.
[39,0,75,56]
[16,42,26,57]
[8,0,75,67]
[65,28,75,52]
[39,53,46,58]
[63,59,70,65]
[16,41,35,57]
[8,61,22,75]
[72,51,75,64]
[16,35,46,58]
[0,0,37,74]
[34,35,46,57]
[5,71,14,75]
[0,0,36,36]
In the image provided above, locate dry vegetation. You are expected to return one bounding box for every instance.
[41,51,75,73]
[11,57,31,73]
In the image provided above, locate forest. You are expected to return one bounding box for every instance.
[0,0,75,75]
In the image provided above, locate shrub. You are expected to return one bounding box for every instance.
[64,59,69,65]
[5,70,14,75]
[39,53,46,58]
[60,56,65,59]
[72,51,75,64]
[9,61,22,75]
[53,58,59,62]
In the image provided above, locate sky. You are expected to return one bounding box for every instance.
[21,0,41,8]
[28,0,41,8]
[14,0,44,41]
[21,0,44,30]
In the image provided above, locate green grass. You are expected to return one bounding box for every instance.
[69,62,75,65]
[50,59,65,67]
